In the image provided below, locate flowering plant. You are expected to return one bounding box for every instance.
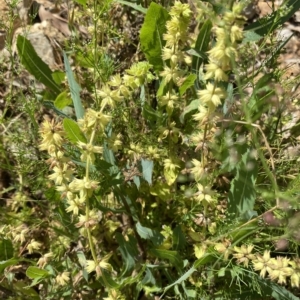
[1,0,300,299]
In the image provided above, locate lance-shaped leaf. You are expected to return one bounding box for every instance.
[0,239,13,261]
[26,266,49,279]
[17,35,60,95]
[63,51,85,120]
[63,118,87,144]
[149,248,183,269]
[228,148,258,219]
[140,2,169,72]
[141,158,153,185]
[191,20,212,76]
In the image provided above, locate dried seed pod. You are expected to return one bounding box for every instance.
[274,238,289,251]
[263,211,281,227]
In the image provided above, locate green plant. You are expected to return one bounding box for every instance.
[1,0,300,299]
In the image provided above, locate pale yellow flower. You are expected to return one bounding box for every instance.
[252,250,272,278]
[163,33,177,48]
[97,85,122,108]
[198,83,227,109]
[48,163,73,185]
[77,142,103,163]
[66,195,85,215]
[207,43,237,68]
[190,159,205,181]
[194,244,207,259]
[147,146,160,160]
[39,119,64,151]
[215,27,226,41]
[162,47,174,61]
[56,271,70,286]
[13,225,29,244]
[194,183,214,204]
[233,245,255,267]
[108,74,122,87]
[230,25,243,43]
[76,209,102,228]
[164,158,180,172]
[214,242,231,260]
[289,259,300,288]
[214,243,227,253]
[37,252,53,268]
[160,66,184,85]
[107,133,123,152]
[85,253,113,277]
[170,1,191,18]
[78,109,111,133]
[103,289,126,300]
[85,260,96,273]
[165,17,182,36]
[159,91,179,110]
[204,61,228,81]
[268,256,293,285]
[69,177,99,193]
[99,253,113,271]
[27,239,42,254]
[193,105,208,123]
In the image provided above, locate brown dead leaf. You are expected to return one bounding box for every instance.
[38,4,71,37]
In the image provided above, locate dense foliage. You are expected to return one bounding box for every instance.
[1,0,300,299]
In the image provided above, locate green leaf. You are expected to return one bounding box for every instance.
[180,99,200,123]
[150,181,171,201]
[74,0,86,5]
[98,269,120,288]
[0,258,19,273]
[13,281,40,299]
[52,71,65,85]
[54,91,72,110]
[184,289,197,298]
[242,30,263,43]
[140,2,169,72]
[0,239,13,260]
[179,74,197,96]
[119,266,145,287]
[194,253,215,268]
[133,175,140,189]
[141,268,156,285]
[117,0,147,13]
[228,148,258,218]
[114,186,139,221]
[17,35,60,95]
[116,233,138,276]
[136,222,164,246]
[162,267,196,297]
[26,266,49,279]
[218,267,226,277]
[164,168,178,186]
[230,225,258,244]
[63,118,87,144]
[245,0,300,37]
[141,158,153,185]
[142,101,162,124]
[63,51,85,120]
[192,20,212,75]
[157,78,167,97]
[149,249,183,269]
[173,226,186,250]
[76,251,87,268]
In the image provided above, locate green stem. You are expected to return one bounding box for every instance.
[84,122,99,263]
